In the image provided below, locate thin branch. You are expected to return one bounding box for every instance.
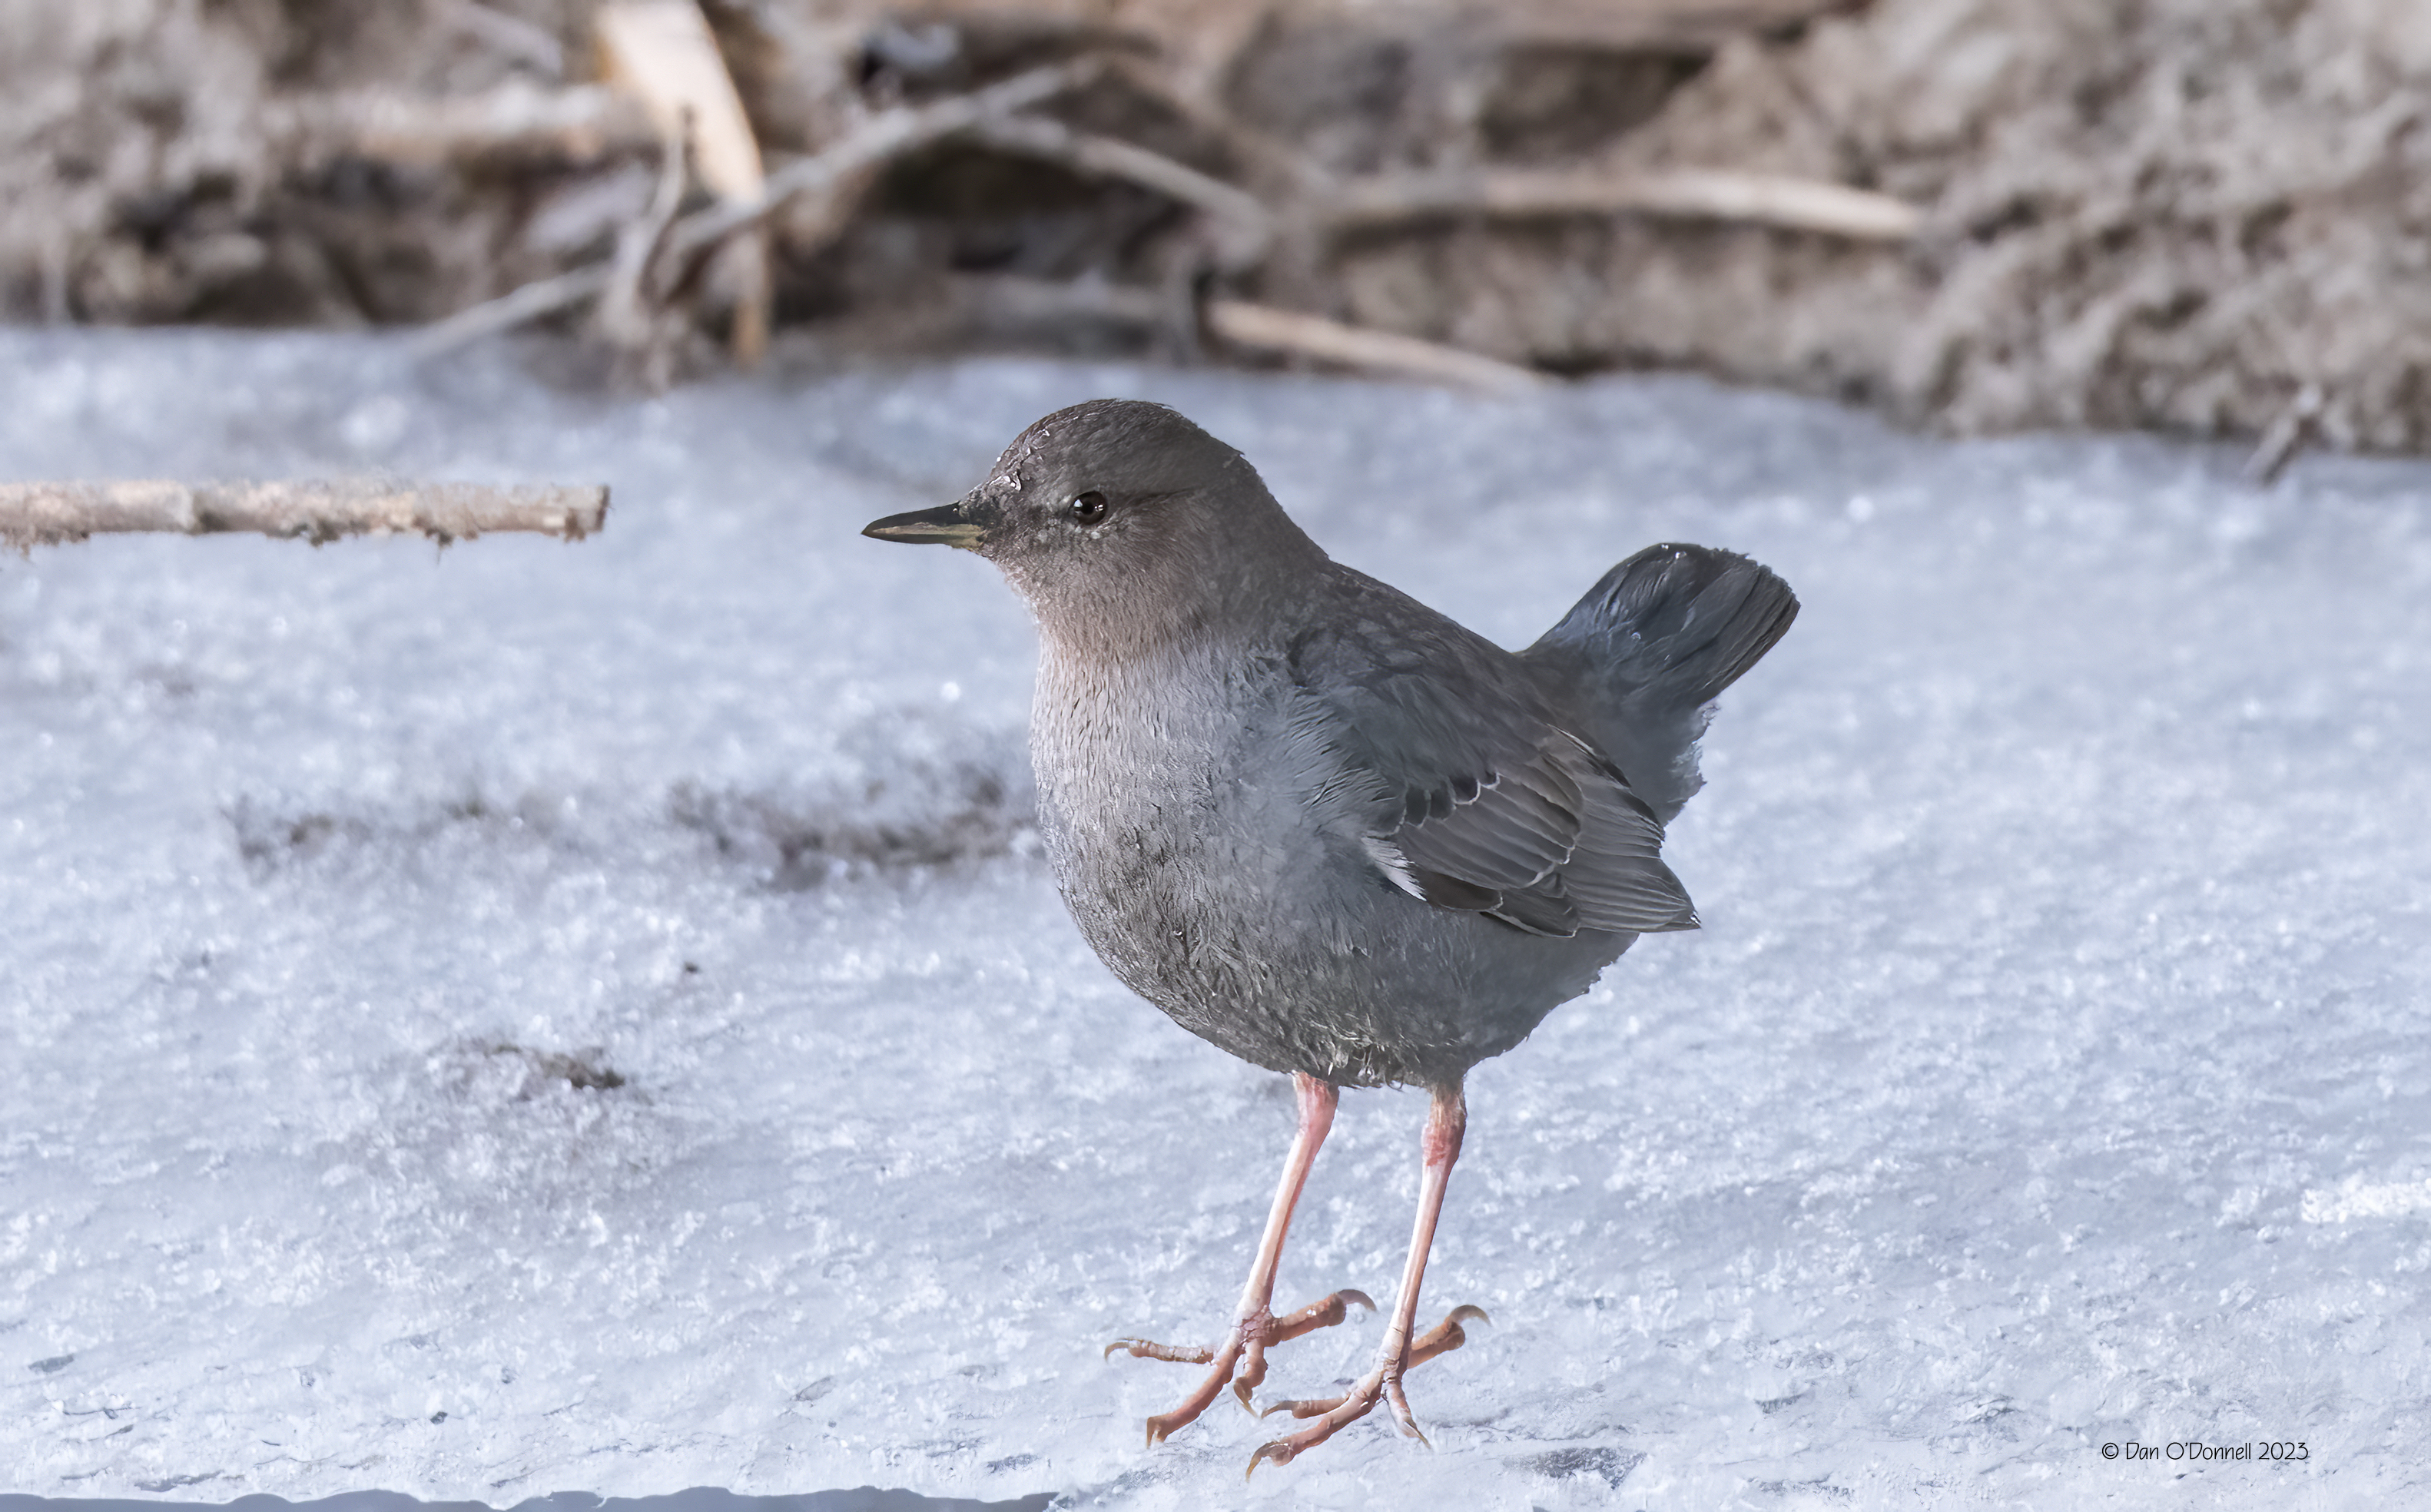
[2244,382,2326,486]
[408,61,1097,356]
[1204,300,1545,395]
[597,107,695,369]
[965,114,1274,268]
[429,0,568,76]
[1099,52,1335,201]
[668,59,1100,262]
[408,265,612,358]
[1459,0,1864,51]
[1325,167,1925,241]
[2,481,610,550]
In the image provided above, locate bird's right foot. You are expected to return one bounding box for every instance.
[1105,1288,1375,1444]
[1247,1305,1487,1473]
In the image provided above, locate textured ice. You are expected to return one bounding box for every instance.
[2,330,2427,1510]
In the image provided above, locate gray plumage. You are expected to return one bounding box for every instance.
[866,399,1796,1088]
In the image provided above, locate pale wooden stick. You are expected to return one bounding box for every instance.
[597,0,773,366]
[274,82,649,167]
[597,1,766,205]
[1327,167,1924,241]
[1204,300,1544,394]
[2,481,610,550]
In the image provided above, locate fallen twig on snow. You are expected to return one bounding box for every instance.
[1204,300,1545,394]
[1,481,610,550]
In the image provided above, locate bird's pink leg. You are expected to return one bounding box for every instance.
[1249,1079,1484,1474]
[1105,1072,1373,1444]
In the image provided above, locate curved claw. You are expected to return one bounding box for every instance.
[1407,1304,1490,1368]
[1246,1437,1297,1478]
[1384,1370,1430,1444]
[1259,1394,1345,1421]
[1232,1348,1267,1413]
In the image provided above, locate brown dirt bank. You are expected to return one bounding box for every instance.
[6,0,2427,453]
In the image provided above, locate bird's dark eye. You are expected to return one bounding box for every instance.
[1068,490,1109,524]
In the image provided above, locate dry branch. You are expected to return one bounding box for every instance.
[1327,167,1924,241]
[1205,300,1544,394]
[274,82,650,167]
[596,111,697,385]
[408,266,613,358]
[1428,0,1864,51]
[2,481,609,550]
[966,114,1275,267]
[598,2,765,203]
[391,36,1907,395]
[430,0,569,76]
[667,60,1099,261]
[598,0,771,365]
[410,61,1096,357]
[2244,383,2326,486]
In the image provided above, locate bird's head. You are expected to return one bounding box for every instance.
[863,399,1326,653]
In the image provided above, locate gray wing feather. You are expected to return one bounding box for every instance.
[1288,571,1696,940]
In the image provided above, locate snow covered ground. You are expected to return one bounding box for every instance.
[2,331,2426,1511]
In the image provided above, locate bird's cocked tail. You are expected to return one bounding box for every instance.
[1523,543,1798,824]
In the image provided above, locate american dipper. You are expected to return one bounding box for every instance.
[864,399,1796,1471]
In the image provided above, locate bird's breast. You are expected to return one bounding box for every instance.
[1030,643,1345,986]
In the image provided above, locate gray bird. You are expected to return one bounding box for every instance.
[864,399,1796,1471]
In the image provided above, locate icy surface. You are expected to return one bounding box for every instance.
[2,331,2428,1510]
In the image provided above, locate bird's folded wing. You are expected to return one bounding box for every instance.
[1285,583,1696,939]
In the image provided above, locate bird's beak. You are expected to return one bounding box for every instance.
[861,501,986,552]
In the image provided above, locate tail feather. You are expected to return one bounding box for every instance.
[1521,542,1797,824]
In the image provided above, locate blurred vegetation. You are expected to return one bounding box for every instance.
[5,0,2429,453]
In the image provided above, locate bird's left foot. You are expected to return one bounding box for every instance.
[1246,1305,1487,1474]
[1105,1288,1375,1445]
